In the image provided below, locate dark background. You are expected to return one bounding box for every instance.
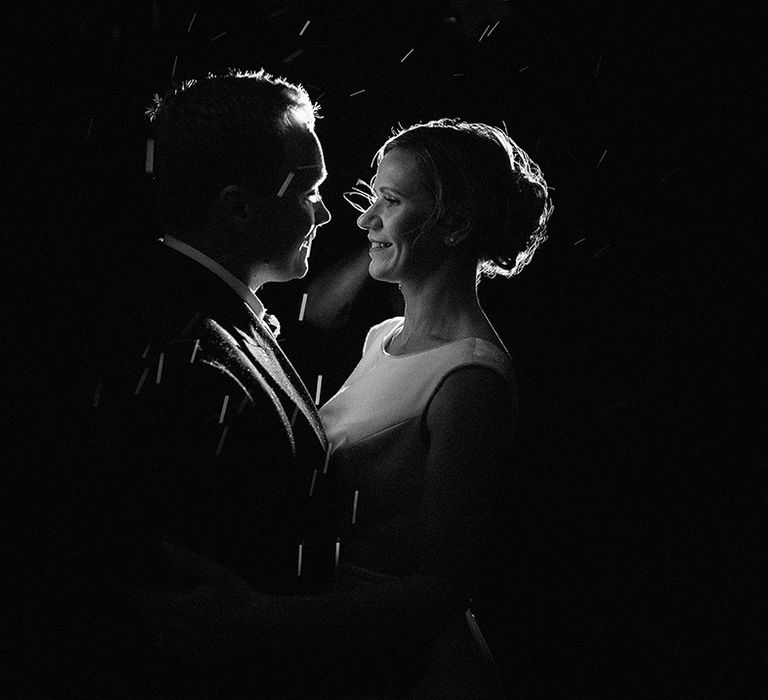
[13,0,763,696]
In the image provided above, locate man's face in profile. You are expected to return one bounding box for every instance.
[259,126,331,282]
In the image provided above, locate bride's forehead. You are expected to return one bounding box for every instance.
[376,149,425,186]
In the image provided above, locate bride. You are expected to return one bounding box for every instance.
[320,118,552,697]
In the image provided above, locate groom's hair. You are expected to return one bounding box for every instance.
[147,68,317,234]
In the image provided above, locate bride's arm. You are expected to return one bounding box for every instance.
[140,543,461,694]
[418,365,516,590]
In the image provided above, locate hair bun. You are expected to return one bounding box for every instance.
[511,173,550,236]
[476,168,550,278]
[509,171,547,219]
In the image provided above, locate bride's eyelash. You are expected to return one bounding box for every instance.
[343,178,376,213]
[344,178,401,211]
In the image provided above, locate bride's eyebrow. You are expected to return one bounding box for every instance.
[378,185,405,197]
[372,175,412,198]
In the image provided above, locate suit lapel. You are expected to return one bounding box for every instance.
[234,316,327,449]
[197,319,297,453]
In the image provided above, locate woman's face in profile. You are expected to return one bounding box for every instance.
[357,148,436,284]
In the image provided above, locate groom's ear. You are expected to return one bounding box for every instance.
[215,185,254,232]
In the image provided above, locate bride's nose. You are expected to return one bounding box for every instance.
[357,203,380,230]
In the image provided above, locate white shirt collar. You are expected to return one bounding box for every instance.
[161,235,266,322]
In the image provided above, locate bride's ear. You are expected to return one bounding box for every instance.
[439,213,472,247]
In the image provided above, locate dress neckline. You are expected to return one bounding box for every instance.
[380,320,506,359]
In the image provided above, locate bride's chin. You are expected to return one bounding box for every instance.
[368,267,391,283]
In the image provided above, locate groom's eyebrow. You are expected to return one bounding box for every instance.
[295,165,327,188]
[296,163,327,180]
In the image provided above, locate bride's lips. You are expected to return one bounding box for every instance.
[368,236,392,251]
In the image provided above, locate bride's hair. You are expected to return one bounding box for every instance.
[375,118,553,278]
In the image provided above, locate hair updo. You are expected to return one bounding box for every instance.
[376,118,553,278]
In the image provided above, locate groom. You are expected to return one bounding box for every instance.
[76,69,341,694]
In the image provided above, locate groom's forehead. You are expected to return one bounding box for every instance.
[283,125,319,162]
[283,129,326,185]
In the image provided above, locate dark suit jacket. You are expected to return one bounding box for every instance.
[65,244,341,695]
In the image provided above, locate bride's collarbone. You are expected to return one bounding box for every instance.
[389,335,441,355]
[389,315,501,355]
[389,329,475,355]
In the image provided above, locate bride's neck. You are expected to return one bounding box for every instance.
[398,262,485,343]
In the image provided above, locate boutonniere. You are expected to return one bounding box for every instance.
[263,313,281,338]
